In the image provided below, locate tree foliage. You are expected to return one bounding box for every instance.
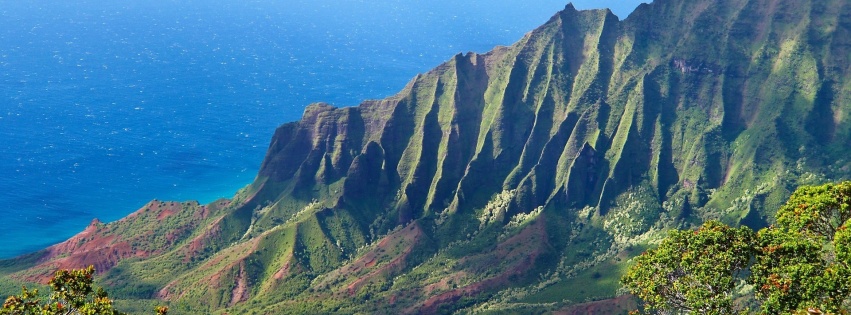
[752,183,851,314]
[621,221,755,314]
[623,182,851,314]
[775,182,851,239]
[1,266,167,315]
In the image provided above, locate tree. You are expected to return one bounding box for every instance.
[1,266,168,315]
[623,182,851,314]
[751,183,851,314]
[775,182,851,238]
[621,220,755,314]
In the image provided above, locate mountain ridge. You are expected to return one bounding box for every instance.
[4,1,851,313]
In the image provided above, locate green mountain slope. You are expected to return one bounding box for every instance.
[4,0,851,313]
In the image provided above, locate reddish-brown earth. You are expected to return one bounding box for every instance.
[344,223,424,296]
[10,200,214,283]
[411,217,551,314]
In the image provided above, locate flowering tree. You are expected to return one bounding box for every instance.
[621,221,755,314]
[751,183,851,313]
[1,266,168,315]
[623,182,851,314]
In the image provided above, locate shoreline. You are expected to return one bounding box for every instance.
[0,174,254,260]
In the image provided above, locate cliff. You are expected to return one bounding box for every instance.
[4,0,851,313]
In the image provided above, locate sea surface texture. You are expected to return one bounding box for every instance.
[0,0,643,258]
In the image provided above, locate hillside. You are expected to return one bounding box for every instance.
[4,0,851,313]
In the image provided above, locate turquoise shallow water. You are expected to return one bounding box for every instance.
[0,0,644,258]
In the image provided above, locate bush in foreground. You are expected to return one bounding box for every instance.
[623,182,851,314]
[1,266,167,315]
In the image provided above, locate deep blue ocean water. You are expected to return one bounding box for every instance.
[0,0,644,258]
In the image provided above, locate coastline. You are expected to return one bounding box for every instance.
[0,170,255,259]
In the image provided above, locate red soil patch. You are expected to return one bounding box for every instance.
[18,219,148,283]
[272,259,292,280]
[344,223,423,296]
[363,257,377,268]
[157,206,176,220]
[159,234,263,302]
[229,263,250,306]
[194,199,228,221]
[13,199,215,283]
[182,217,224,262]
[412,218,551,314]
[414,251,543,314]
[309,223,422,296]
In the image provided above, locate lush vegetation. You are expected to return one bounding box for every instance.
[623,182,851,314]
[3,0,851,313]
[1,266,167,315]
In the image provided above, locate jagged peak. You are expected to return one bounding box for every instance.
[564,2,577,12]
[624,2,654,21]
[532,2,621,41]
[559,2,619,18]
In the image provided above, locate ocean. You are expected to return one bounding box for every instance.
[0,0,644,258]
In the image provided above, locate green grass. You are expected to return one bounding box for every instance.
[0,275,44,297]
[521,258,628,304]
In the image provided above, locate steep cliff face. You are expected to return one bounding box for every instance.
[248,0,851,244]
[4,0,851,313]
